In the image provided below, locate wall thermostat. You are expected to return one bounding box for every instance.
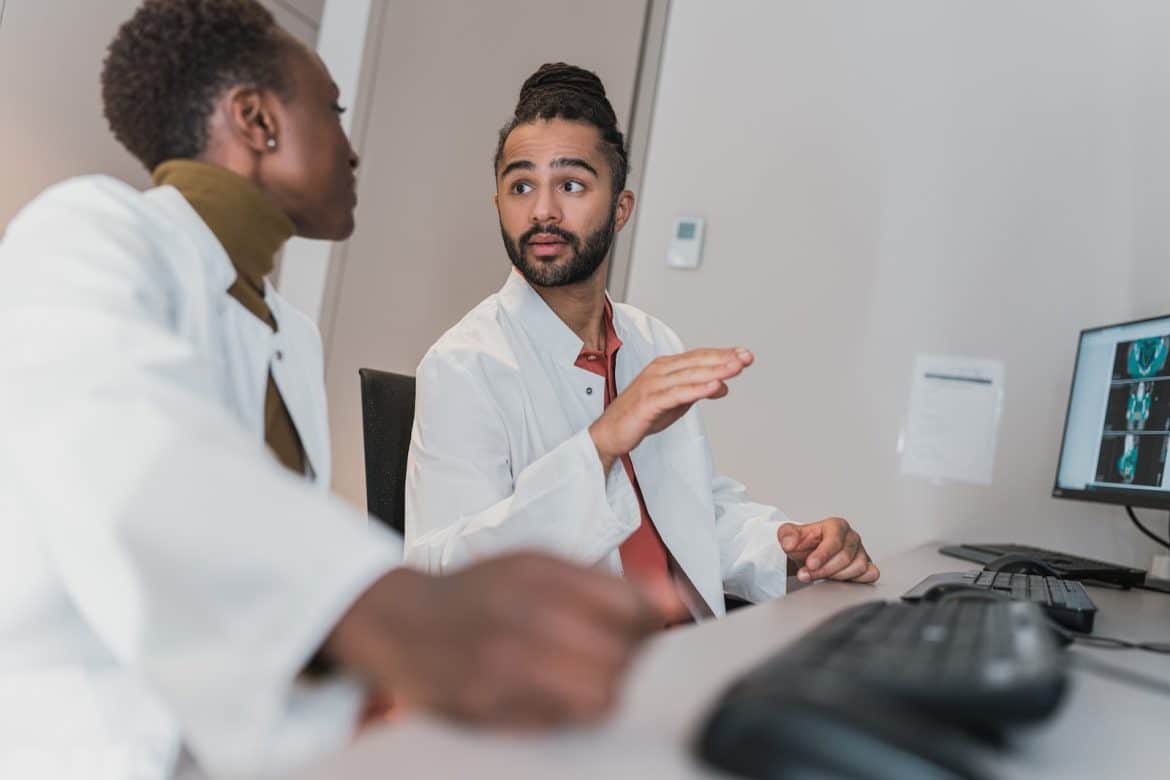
[667,216,705,269]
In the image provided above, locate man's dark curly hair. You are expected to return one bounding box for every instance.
[101,0,294,171]
[494,63,629,198]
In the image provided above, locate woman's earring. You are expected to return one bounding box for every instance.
[266,137,277,150]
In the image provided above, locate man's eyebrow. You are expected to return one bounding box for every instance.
[500,160,535,178]
[551,157,599,177]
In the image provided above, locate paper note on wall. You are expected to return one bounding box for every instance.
[899,355,1005,485]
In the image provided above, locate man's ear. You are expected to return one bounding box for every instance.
[614,190,636,232]
[223,85,280,154]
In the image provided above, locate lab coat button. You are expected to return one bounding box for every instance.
[275,350,284,361]
[586,386,593,395]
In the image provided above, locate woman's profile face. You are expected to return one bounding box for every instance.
[260,39,359,241]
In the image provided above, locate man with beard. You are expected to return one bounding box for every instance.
[403,64,879,619]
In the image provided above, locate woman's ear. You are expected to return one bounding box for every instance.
[224,85,281,153]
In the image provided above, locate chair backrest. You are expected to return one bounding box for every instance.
[358,368,416,535]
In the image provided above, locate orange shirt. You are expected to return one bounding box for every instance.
[575,303,671,586]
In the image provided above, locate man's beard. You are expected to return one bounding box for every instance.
[502,207,617,288]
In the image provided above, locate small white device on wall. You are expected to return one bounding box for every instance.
[667,216,705,269]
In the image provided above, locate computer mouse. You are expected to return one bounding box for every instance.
[697,678,989,780]
[983,553,1062,577]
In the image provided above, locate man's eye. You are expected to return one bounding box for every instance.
[331,103,347,115]
[564,181,585,194]
[512,182,533,195]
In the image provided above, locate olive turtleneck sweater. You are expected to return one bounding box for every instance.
[153,159,308,476]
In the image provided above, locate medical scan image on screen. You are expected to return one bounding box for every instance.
[1056,318,1170,499]
[1095,336,1170,487]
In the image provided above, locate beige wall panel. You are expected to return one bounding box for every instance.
[0,1,148,229]
[325,0,649,508]
[270,0,326,26]
[0,1,316,232]
[259,0,319,46]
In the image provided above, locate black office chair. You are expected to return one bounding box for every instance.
[358,368,416,535]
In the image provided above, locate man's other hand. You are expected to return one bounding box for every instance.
[323,552,686,727]
[777,517,880,584]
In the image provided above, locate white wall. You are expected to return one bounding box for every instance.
[1129,1,1170,318]
[626,0,1166,567]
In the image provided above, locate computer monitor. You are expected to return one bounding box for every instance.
[1054,314,1170,509]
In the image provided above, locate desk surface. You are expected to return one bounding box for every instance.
[288,543,1170,779]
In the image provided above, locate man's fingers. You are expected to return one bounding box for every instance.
[488,652,617,725]
[655,347,753,376]
[857,562,881,583]
[662,361,748,389]
[824,549,872,582]
[648,350,730,375]
[778,522,822,555]
[656,380,729,411]
[805,530,861,578]
[777,522,801,553]
[549,560,669,637]
[776,521,823,558]
[524,603,637,670]
[633,575,690,627]
[801,519,849,571]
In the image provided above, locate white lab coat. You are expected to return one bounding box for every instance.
[405,271,788,617]
[0,176,401,779]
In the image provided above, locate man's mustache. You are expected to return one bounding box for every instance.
[519,224,580,249]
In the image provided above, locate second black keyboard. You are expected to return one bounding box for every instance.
[903,570,1098,632]
[940,543,1145,587]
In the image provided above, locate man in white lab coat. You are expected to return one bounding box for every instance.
[0,7,677,779]
[405,64,880,618]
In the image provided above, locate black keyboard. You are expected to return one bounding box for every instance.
[720,599,1066,727]
[697,600,1067,779]
[940,543,1145,587]
[903,570,1098,632]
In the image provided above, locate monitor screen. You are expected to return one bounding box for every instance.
[1055,314,1170,509]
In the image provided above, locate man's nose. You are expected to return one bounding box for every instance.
[531,187,561,225]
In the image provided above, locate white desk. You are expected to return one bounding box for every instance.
[286,543,1170,779]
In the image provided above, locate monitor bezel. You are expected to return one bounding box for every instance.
[1052,312,1170,510]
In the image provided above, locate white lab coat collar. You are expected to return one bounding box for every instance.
[495,271,649,424]
[497,270,624,366]
[497,270,583,364]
